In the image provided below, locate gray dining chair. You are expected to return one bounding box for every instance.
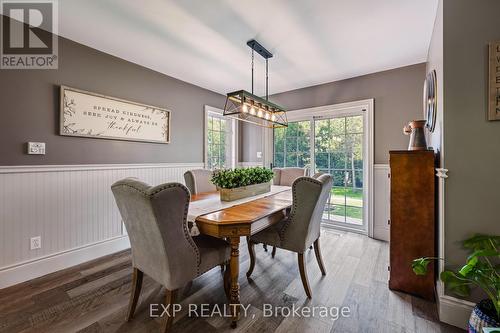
[183,169,216,194]
[272,167,310,186]
[111,178,230,332]
[246,174,333,298]
[267,167,310,256]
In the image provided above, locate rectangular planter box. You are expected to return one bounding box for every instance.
[219,182,271,202]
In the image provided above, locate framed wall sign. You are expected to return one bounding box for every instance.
[60,86,171,143]
[488,41,500,121]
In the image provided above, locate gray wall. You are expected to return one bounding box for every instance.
[442,0,500,269]
[240,123,264,163]
[242,63,426,164]
[0,35,225,165]
[426,0,443,162]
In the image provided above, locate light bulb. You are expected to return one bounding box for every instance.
[257,109,263,118]
[265,112,270,120]
[271,114,276,121]
[242,104,248,113]
[249,107,256,115]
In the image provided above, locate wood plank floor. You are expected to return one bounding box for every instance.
[0,231,464,333]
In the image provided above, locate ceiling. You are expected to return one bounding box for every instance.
[57,0,438,95]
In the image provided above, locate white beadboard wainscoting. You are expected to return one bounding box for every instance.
[237,162,264,167]
[0,163,203,288]
[0,162,390,288]
[373,164,390,242]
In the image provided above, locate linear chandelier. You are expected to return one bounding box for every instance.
[223,40,288,128]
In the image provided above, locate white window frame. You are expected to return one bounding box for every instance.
[266,99,374,237]
[204,105,237,169]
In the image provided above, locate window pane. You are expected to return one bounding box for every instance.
[213,118,220,132]
[285,136,297,152]
[274,121,310,170]
[346,206,363,224]
[297,136,309,153]
[333,170,346,187]
[274,134,284,152]
[315,152,329,169]
[298,121,310,135]
[274,152,284,167]
[287,122,298,136]
[331,151,347,170]
[346,115,363,134]
[220,131,226,147]
[207,130,213,145]
[274,127,285,141]
[347,189,363,208]
[330,118,345,136]
[345,170,363,189]
[330,205,346,222]
[331,187,346,205]
[285,152,298,167]
[297,153,310,168]
[206,113,233,170]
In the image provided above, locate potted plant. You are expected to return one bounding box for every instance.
[211,167,275,201]
[412,234,500,333]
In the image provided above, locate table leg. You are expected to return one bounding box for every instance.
[229,236,240,328]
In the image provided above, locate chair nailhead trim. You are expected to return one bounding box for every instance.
[279,177,322,241]
[114,181,201,276]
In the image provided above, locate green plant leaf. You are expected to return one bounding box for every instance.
[211,167,274,189]
[412,258,430,275]
[462,234,500,251]
[458,263,474,277]
[440,271,472,297]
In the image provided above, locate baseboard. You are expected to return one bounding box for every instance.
[437,284,474,329]
[373,226,389,242]
[0,236,130,289]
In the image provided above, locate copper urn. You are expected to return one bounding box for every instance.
[403,120,428,151]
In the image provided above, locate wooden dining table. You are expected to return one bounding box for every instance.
[190,188,293,328]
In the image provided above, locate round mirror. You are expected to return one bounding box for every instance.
[423,70,437,132]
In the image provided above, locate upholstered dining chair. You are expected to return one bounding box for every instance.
[111,178,230,332]
[266,167,310,256]
[183,169,216,194]
[246,174,333,299]
[272,167,309,186]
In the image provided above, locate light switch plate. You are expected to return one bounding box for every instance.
[27,142,46,155]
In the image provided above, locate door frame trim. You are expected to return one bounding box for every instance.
[266,99,374,237]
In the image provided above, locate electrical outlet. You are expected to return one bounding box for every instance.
[256,151,262,159]
[27,142,46,155]
[30,236,41,250]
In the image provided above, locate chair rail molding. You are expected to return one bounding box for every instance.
[0,162,203,288]
[436,168,448,178]
[237,161,264,167]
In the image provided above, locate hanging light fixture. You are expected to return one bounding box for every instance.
[223,40,288,128]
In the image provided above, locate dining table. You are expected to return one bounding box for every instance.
[188,185,293,328]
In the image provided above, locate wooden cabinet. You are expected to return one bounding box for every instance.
[389,150,436,300]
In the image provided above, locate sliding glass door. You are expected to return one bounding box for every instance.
[273,121,311,168]
[273,107,368,232]
[314,115,364,228]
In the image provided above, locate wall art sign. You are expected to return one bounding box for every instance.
[488,41,500,121]
[60,86,171,143]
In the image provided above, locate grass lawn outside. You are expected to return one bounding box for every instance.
[327,187,363,220]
